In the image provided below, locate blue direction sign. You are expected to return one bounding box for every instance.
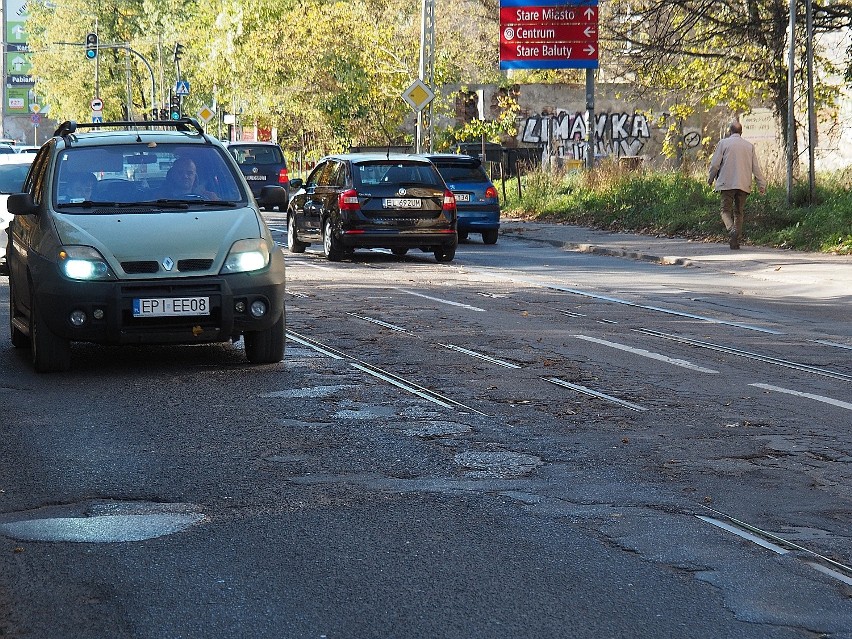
[175,80,190,96]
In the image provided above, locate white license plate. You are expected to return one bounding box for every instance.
[133,297,210,317]
[454,193,471,202]
[245,175,267,181]
[383,198,421,209]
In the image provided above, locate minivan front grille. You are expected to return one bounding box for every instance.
[178,259,214,272]
[122,261,159,274]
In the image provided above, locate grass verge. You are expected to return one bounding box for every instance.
[499,162,852,254]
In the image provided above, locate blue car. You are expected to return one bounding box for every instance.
[423,153,500,244]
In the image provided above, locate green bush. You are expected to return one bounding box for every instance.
[501,164,852,254]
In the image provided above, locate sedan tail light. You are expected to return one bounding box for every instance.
[278,167,289,185]
[443,190,456,211]
[339,188,360,211]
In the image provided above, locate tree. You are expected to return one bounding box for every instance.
[603,0,852,168]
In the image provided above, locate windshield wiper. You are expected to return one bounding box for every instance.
[149,198,239,207]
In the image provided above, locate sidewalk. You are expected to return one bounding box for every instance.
[499,218,852,299]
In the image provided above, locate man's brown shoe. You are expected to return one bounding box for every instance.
[729,228,740,250]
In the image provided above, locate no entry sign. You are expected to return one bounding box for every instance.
[500,0,599,70]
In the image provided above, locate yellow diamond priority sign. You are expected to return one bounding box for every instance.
[402,79,434,113]
[197,105,215,123]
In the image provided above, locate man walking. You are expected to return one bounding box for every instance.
[708,121,767,249]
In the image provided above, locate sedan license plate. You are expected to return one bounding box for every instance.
[245,175,267,181]
[383,198,421,209]
[454,193,471,202]
[133,297,210,317]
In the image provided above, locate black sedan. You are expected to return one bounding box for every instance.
[287,153,458,262]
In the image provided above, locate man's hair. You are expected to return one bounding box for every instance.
[729,121,743,135]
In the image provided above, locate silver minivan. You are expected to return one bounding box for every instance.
[6,119,288,372]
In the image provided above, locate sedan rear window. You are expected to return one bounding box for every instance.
[229,145,285,166]
[431,162,487,183]
[355,162,443,188]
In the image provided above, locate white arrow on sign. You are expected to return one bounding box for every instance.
[584,45,596,55]
[584,26,596,38]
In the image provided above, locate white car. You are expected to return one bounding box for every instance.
[0,153,35,272]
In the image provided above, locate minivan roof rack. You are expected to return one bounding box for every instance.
[53,118,206,137]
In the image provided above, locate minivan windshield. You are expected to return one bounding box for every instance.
[53,144,246,208]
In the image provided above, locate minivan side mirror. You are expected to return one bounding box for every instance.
[8,193,38,216]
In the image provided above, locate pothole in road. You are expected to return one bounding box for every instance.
[405,421,473,439]
[455,451,543,478]
[0,500,204,543]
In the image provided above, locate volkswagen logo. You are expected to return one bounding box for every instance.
[251,167,259,174]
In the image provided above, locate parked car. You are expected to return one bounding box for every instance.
[6,118,288,372]
[14,145,40,154]
[287,153,458,262]
[0,153,37,273]
[224,141,289,208]
[0,144,16,154]
[422,153,500,244]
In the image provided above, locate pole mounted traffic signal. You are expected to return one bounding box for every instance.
[173,43,185,62]
[170,94,181,120]
[85,33,98,59]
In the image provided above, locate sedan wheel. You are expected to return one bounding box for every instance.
[482,229,499,245]
[323,218,344,262]
[287,214,307,253]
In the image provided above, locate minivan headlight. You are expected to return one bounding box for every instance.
[221,238,270,274]
[59,246,113,280]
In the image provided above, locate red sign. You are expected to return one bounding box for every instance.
[500,1,599,70]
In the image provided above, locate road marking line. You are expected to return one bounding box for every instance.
[542,377,647,411]
[697,516,789,554]
[397,289,487,312]
[811,339,852,351]
[749,383,852,411]
[440,344,522,369]
[346,312,413,334]
[573,334,719,373]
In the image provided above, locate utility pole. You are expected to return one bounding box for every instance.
[786,0,796,205]
[805,0,816,204]
[417,0,435,153]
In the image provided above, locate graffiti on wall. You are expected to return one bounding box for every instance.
[520,110,652,159]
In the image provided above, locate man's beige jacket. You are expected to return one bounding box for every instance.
[708,133,767,193]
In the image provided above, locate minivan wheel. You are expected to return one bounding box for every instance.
[434,244,456,263]
[482,229,499,245]
[287,214,307,253]
[323,218,344,262]
[244,313,285,364]
[30,293,71,373]
[9,280,28,348]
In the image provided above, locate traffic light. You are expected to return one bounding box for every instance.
[85,33,98,59]
[159,108,168,121]
[174,43,185,62]
[169,95,181,120]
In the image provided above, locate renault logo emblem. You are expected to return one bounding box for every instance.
[162,257,175,271]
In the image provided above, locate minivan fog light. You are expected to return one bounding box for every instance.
[249,300,267,318]
[235,300,246,313]
[69,310,87,327]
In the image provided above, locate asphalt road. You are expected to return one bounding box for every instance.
[0,217,850,638]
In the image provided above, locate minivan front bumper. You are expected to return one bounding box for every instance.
[28,250,285,345]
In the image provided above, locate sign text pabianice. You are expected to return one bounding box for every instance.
[500,0,599,70]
